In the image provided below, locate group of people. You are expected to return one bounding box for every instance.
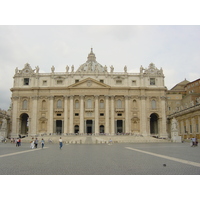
[191,137,198,147]
[10,138,22,146]
[30,138,45,149]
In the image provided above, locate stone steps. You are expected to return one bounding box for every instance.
[19,135,170,144]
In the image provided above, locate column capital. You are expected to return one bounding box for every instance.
[12,96,19,101]
[124,95,131,100]
[139,95,147,100]
[31,96,39,100]
[48,96,54,100]
[64,95,69,99]
[160,96,167,100]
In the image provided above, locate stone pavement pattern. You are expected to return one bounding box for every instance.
[0,142,200,175]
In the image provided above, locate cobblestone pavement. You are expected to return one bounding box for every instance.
[0,142,200,175]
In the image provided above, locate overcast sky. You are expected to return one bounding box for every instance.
[0,25,200,110]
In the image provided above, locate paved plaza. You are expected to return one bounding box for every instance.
[0,141,200,175]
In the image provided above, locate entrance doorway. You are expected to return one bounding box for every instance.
[86,120,93,135]
[20,113,29,135]
[56,120,62,134]
[150,113,159,135]
[74,125,79,134]
[100,125,104,134]
[117,120,123,134]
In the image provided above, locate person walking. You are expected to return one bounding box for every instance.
[191,137,196,147]
[30,138,34,149]
[59,137,63,149]
[41,138,45,149]
[34,138,39,148]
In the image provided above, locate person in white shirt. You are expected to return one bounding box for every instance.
[59,137,63,149]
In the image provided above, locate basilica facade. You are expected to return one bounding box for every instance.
[10,49,168,138]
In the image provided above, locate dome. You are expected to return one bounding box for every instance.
[76,48,105,73]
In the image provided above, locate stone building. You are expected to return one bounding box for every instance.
[167,78,200,139]
[10,49,168,138]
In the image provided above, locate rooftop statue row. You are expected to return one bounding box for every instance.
[14,49,164,76]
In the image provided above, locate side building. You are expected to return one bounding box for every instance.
[10,49,168,138]
[167,79,200,139]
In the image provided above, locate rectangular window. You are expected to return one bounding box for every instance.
[132,80,136,86]
[100,80,104,83]
[75,80,79,83]
[117,113,122,116]
[24,78,29,85]
[43,80,47,86]
[75,113,79,116]
[57,80,63,85]
[100,113,104,116]
[57,113,61,116]
[116,80,122,85]
[150,78,155,85]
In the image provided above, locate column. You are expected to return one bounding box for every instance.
[11,96,19,137]
[105,95,109,134]
[48,96,54,134]
[140,96,147,136]
[160,96,168,138]
[31,96,38,135]
[125,96,130,133]
[69,95,74,133]
[110,96,115,135]
[80,95,84,134]
[64,96,68,134]
[95,95,99,135]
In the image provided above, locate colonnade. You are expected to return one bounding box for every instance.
[47,95,131,135]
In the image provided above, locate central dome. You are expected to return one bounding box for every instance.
[76,48,105,73]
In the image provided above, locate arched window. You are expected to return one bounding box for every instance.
[22,100,28,110]
[151,100,156,110]
[100,100,104,109]
[57,100,62,108]
[87,99,92,108]
[117,99,122,108]
[42,100,46,110]
[75,100,79,109]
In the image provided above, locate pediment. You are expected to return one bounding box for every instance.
[68,78,110,89]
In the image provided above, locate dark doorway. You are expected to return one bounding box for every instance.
[86,120,93,135]
[150,113,159,135]
[100,125,104,134]
[56,120,62,134]
[20,113,29,135]
[74,125,79,134]
[117,120,123,134]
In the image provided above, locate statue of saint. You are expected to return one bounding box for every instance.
[66,65,69,73]
[110,65,114,73]
[15,67,18,74]
[51,66,55,73]
[124,66,127,73]
[71,65,74,72]
[171,118,178,131]
[35,66,39,73]
[1,117,7,130]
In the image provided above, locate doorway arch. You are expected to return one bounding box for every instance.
[150,113,159,135]
[20,113,29,135]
